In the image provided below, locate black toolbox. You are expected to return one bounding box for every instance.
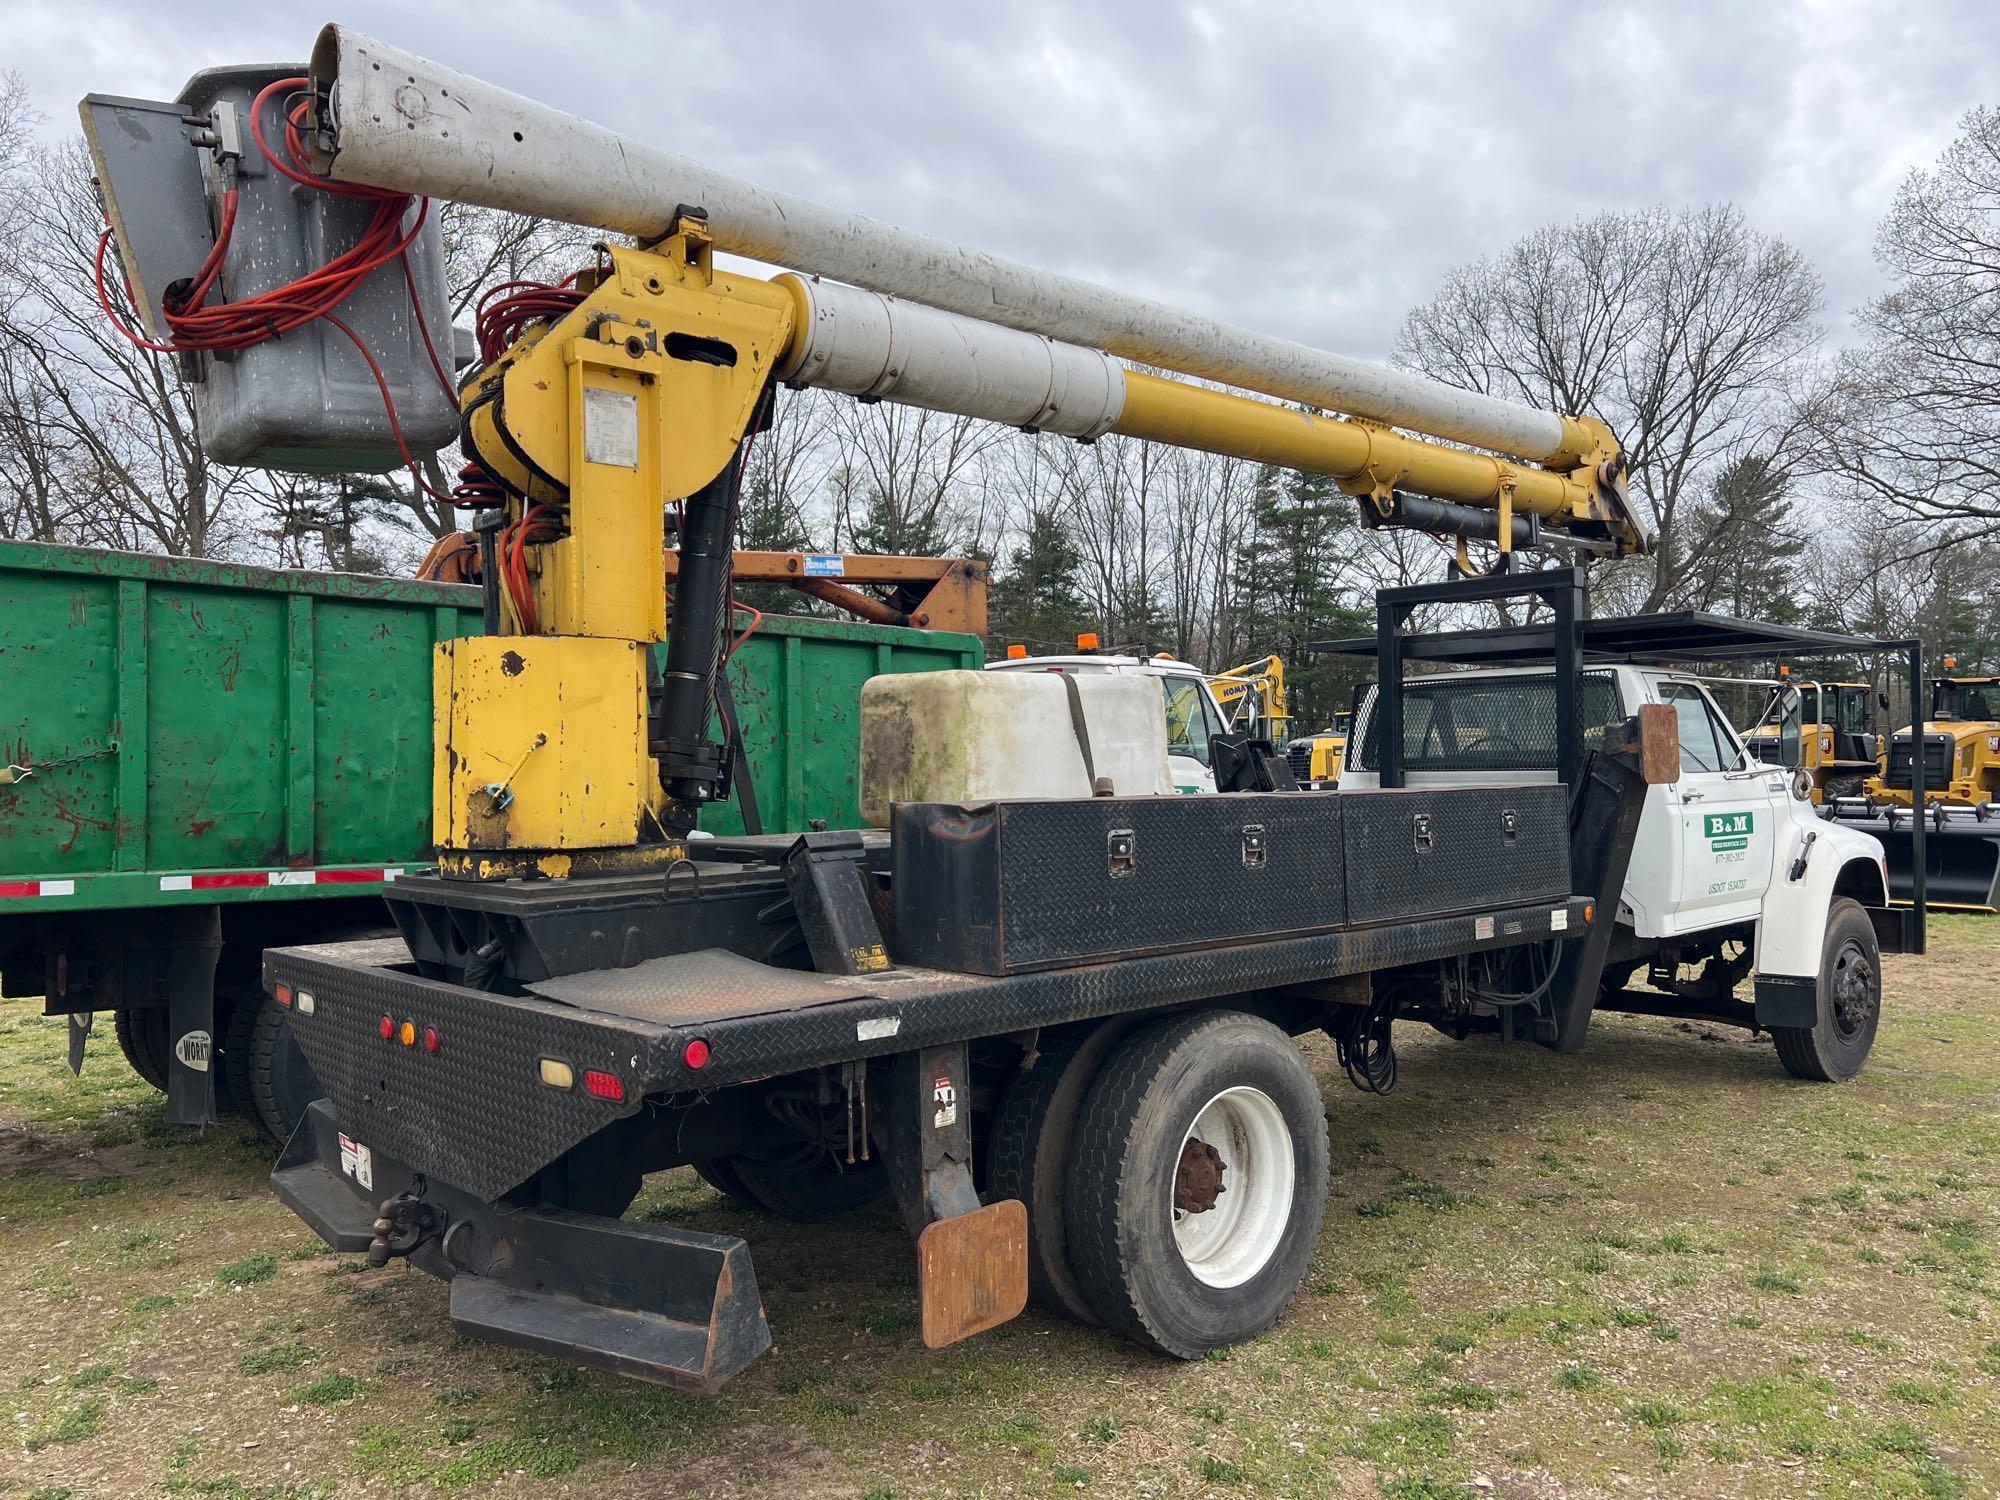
[1341,784,1571,923]
[892,785,1571,976]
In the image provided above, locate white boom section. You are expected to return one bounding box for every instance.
[776,275,1126,441]
[307,25,1575,465]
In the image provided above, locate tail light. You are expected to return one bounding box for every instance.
[582,1069,625,1102]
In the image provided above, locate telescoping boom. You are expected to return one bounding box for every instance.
[299,26,1645,561]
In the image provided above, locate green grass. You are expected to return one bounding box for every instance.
[239,1343,315,1376]
[4,924,2000,1496]
[218,1253,279,1287]
[293,1373,359,1406]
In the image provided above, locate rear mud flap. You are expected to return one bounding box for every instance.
[273,1101,771,1392]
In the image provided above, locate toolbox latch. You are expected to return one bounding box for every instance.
[1107,828,1138,878]
[1241,823,1267,869]
[1501,809,1518,845]
[1413,812,1435,854]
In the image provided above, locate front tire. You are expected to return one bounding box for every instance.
[1063,1010,1329,1359]
[1773,897,1881,1082]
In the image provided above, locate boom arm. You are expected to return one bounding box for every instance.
[297,26,1645,562]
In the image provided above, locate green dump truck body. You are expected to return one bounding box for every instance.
[0,539,980,913]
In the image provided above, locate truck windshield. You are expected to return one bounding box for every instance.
[1353,672,1624,772]
[1934,681,1997,721]
[1834,688,1871,736]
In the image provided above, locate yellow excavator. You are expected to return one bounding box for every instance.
[1207,655,1292,743]
[1285,713,1354,790]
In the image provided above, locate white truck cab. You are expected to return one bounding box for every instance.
[985,653,1230,794]
[1338,663,1892,1076]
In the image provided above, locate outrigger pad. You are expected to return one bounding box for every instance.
[918,1198,1028,1349]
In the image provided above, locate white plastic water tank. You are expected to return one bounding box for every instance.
[859,669,1174,827]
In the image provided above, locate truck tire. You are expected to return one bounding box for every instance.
[1773,896,1881,1082]
[1063,1010,1329,1359]
[696,1152,889,1222]
[216,985,257,1117]
[245,992,325,1142]
[114,1007,171,1092]
[691,1157,759,1209]
[987,1021,1134,1326]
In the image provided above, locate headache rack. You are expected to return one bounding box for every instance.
[1309,566,1931,939]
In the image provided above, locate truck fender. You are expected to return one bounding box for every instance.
[1753,820,1888,1015]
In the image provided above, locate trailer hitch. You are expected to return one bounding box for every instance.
[368,1189,444,1268]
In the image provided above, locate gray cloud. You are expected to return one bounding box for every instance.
[12,0,1996,360]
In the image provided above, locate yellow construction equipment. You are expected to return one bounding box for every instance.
[88,24,1647,882]
[1865,668,2000,809]
[1207,655,1292,742]
[1745,678,1881,803]
[1285,713,1355,789]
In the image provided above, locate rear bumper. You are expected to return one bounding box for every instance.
[274,1100,770,1391]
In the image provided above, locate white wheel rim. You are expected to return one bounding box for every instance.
[1171,1085,1294,1288]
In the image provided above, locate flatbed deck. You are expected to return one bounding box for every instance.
[266,891,1588,1201]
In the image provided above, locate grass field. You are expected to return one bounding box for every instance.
[3,917,1997,1498]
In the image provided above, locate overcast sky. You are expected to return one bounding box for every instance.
[9,0,1995,360]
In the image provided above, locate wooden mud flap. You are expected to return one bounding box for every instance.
[917,1198,1029,1348]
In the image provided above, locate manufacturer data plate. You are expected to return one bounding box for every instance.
[582,386,640,468]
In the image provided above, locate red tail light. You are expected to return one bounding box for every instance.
[582,1069,625,1102]
[273,982,293,1008]
[423,1026,441,1055]
[378,1013,394,1040]
[681,1038,710,1070]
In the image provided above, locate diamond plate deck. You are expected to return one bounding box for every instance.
[523,948,890,1024]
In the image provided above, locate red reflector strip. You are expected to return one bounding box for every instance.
[0,879,77,899]
[157,867,403,892]
[582,1069,625,1102]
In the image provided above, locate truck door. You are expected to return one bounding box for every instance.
[1657,680,1778,930]
[1160,677,1221,794]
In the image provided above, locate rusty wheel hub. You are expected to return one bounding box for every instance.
[1174,1137,1227,1215]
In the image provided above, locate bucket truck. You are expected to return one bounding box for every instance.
[75,27,1905,1393]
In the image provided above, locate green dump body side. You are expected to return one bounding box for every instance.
[0,540,979,913]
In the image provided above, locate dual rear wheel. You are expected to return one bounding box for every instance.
[993,1009,1329,1358]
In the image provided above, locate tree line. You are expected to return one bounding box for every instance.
[5,72,2000,731]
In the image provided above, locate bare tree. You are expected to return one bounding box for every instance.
[0,137,259,555]
[825,399,1003,557]
[1804,108,2000,544]
[1395,204,1823,611]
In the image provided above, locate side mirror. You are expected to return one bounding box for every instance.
[1778,689,1803,768]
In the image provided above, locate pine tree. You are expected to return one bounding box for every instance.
[1232,461,1368,729]
[988,509,1091,656]
[1684,456,1804,621]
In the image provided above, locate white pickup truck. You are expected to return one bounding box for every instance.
[1338,664,1893,1082]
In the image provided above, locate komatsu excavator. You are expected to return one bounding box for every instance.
[78,27,1904,1395]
